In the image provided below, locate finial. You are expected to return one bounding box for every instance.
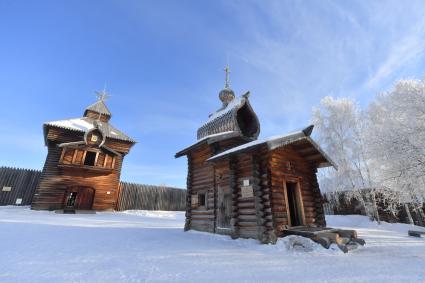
[95,89,110,102]
[219,65,235,107]
[224,65,231,88]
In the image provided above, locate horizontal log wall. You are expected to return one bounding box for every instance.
[116,182,186,211]
[32,145,123,210]
[188,143,215,232]
[0,166,185,211]
[234,153,258,239]
[0,167,41,206]
[269,145,326,236]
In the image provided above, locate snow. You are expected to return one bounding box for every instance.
[177,131,237,155]
[45,118,134,142]
[207,130,303,161]
[46,118,94,133]
[1,207,425,283]
[205,96,242,123]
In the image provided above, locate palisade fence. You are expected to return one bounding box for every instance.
[0,167,41,206]
[116,182,186,211]
[0,166,186,211]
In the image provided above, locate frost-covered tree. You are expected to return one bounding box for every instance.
[312,96,380,222]
[367,79,425,222]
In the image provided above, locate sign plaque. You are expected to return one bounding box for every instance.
[2,186,11,192]
[240,185,254,198]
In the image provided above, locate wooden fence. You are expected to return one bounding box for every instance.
[117,182,186,211]
[0,167,41,206]
[0,166,186,211]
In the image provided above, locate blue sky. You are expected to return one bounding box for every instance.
[1,0,425,188]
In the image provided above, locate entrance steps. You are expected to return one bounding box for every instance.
[55,209,96,214]
[283,226,366,253]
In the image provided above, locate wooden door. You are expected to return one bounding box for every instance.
[64,187,95,210]
[76,187,95,210]
[283,180,305,227]
[217,185,232,229]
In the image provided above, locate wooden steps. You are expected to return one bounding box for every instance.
[283,226,366,253]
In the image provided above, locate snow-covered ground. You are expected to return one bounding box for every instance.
[0,207,424,283]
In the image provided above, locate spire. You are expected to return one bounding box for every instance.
[84,89,112,120]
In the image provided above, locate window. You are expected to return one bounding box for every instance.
[84,151,97,166]
[191,193,207,209]
[198,192,207,208]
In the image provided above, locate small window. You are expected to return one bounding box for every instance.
[198,193,207,208]
[84,151,97,166]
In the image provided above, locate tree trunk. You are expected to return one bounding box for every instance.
[370,191,381,224]
[404,203,414,225]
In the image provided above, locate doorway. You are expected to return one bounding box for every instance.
[216,185,232,231]
[284,181,304,227]
[64,187,95,210]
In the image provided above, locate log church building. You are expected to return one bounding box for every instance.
[176,67,336,244]
[31,92,136,211]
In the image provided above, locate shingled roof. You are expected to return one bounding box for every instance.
[84,100,111,116]
[43,98,135,144]
[44,117,135,143]
[197,92,260,140]
[207,125,337,169]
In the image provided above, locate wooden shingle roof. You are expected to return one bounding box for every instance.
[207,125,337,169]
[84,100,111,116]
[196,92,260,140]
[44,117,135,144]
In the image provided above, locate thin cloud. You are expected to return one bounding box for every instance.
[366,24,425,88]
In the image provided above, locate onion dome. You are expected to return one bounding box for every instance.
[219,87,235,106]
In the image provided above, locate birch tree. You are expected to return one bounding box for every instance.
[312,96,380,222]
[367,79,425,222]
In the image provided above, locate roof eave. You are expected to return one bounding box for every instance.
[304,136,338,170]
[206,125,337,170]
[175,131,245,158]
[43,123,136,144]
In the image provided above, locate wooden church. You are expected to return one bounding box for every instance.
[31,92,136,211]
[175,68,336,244]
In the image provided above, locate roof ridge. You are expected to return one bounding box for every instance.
[85,100,111,116]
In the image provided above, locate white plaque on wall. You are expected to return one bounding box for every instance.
[2,186,11,192]
[241,185,254,198]
[243,179,250,186]
[15,198,22,205]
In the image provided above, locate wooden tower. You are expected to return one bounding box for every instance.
[32,92,136,211]
[175,68,336,243]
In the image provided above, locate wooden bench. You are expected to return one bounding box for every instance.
[408,230,425,237]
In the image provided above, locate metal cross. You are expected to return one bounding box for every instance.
[224,65,231,88]
[95,89,110,101]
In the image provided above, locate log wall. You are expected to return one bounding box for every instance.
[31,144,124,210]
[0,167,185,211]
[268,145,326,236]
[187,143,215,232]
